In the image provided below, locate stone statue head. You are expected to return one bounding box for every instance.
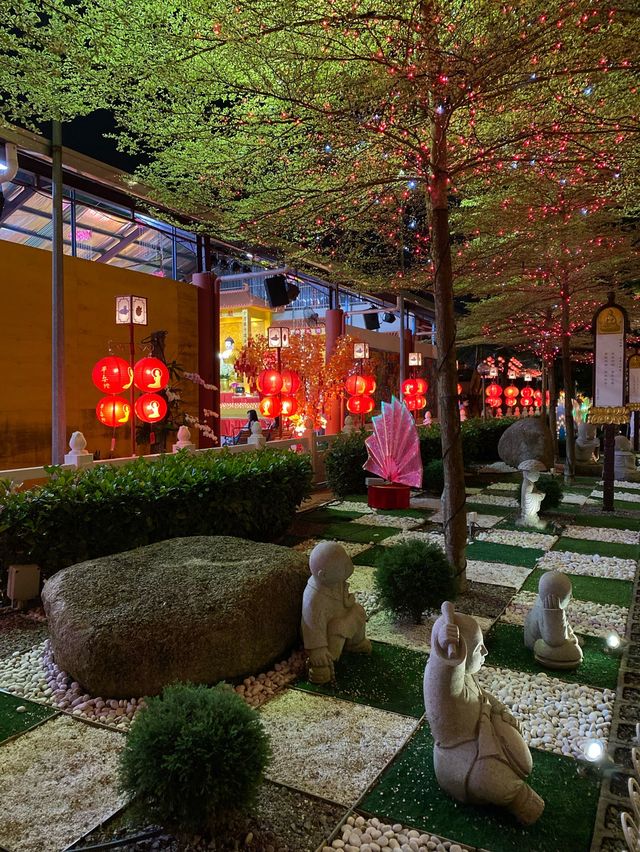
[177,425,191,442]
[456,612,488,674]
[538,570,572,609]
[250,421,262,435]
[309,541,354,586]
[69,431,87,452]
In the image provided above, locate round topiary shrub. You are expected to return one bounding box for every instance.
[119,683,270,833]
[537,475,564,511]
[374,540,456,624]
[423,459,444,494]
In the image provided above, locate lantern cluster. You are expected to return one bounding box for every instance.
[345,373,376,415]
[485,382,503,409]
[93,356,169,427]
[256,369,301,419]
[402,377,428,411]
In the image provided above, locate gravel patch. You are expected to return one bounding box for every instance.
[466,560,532,589]
[592,489,640,503]
[561,492,590,506]
[348,566,381,617]
[605,480,640,490]
[367,610,493,653]
[327,501,374,514]
[0,714,126,852]
[324,814,472,852]
[476,529,557,550]
[409,496,441,510]
[563,525,640,545]
[292,539,372,558]
[381,530,446,549]
[486,482,520,493]
[467,494,519,507]
[0,611,49,661]
[477,666,614,759]
[431,511,503,528]
[477,461,517,473]
[537,550,637,581]
[501,590,629,638]
[352,514,424,530]
[259,690,418,806]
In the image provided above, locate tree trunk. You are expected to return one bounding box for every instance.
[561,285,575,483]
[430,114,467,593]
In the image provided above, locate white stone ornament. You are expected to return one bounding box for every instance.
[574,422,599,464]
[424,602,545,825]
[524,571,583,670]
[247,421,266,448]
[301,541,370,684]
[517,459,547,528]
[64,431,93,467]
[342,415,357,434]
[614,434,640,482]
[172,425,195,452]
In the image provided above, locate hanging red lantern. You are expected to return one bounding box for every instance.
[92,356,133,394]
[488,396,502,408]
[404,394,418,411]
[346,395,374,415]
[533,389,543,401]
[280,370,301,395]
[133,357,169,392]
[504,385,519,401]
[345,374,367,395]
[360,374,377,394]
[486,383,503,397]
[402,377,428,396]
[259,396,282,418]
[414,394,427,410]
[96,395,131,427]
[135,393,168,423]
[280,396,299,417]
[256,370,283,395]
[520,387,534,401]
[457,384,463,396]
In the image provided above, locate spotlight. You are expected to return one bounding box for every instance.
[606,632,621,650]
[583,739,605,763]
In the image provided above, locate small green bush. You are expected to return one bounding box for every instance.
[537,475,564,511]
[325,430,368,497]
[423,459,444,494]
[0,448,312,583]
[417,417,517,468]
[374,540,456,624]
[119,683,270,833]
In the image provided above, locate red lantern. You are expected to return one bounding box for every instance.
[486,383,503,397]
[259,396,282,418]
[92,357,133,394]
[256,370,283,395]
[520,387,534,401]
[280,396,299,417]
[488,396,502,408]
[457,384,463,396]
[414,394,427,410]
[533,390,543,401]
[361,374,377,394]
[346,395,374,415]
[504,385,519,400]
[135,393,168,423]
[133,357,169,392]
[402,377,428,396]
[404,394,418,411]
[96,395,131,427]
[345,374,367,395]
[280,370,301,395]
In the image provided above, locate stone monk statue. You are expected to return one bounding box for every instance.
[424,602,544,825]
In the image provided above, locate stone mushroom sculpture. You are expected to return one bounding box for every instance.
[524,571,583,670]
[424,602,545,825]
[301,541,371,684]
[518,459,547,528]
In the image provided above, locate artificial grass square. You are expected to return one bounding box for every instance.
[303,507,367,525]
[294,640,427,718]
[0,691,57,743]
[553,536,640,561]
[573,514,640,532]
[497,519,556,534]
[484,622,619,691]
[343,494,370,503]
[320,521,399,543]
[370,507,429,519]
[522,568,633,607]
[361,722,600,852]
[353,545,388,567]
[465,502,517,518]
[466,540,544,569]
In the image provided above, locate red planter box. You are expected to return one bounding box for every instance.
[367,483,411,510]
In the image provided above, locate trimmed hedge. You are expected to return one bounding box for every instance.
[538,475,564,511]
[0,449,312,582]
[325,418,517,496]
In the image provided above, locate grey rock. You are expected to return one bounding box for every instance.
[42,536,309,697]
[498,418,553,469]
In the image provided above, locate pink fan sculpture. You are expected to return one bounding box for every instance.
[364,397,423,509]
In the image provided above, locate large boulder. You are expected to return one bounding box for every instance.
[42,536,309,697]
[498,418,553,470]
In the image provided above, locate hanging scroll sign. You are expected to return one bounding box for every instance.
[594,305,625,409]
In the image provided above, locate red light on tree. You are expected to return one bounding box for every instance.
[257,369,283,395]
[133,357,169,392]
[346,395,374,415]
[280,396,299,417]
[402,378,428,396]
[96,396,131,427]
[92,357,133,394]
[280,370,301,395]
[486,383,503,397]
[134,393,168,423]
[259,396,282,418]
[504,385,519,400]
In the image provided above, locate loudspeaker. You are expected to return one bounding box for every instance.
[264,274,289,307]
[364,312,380,331]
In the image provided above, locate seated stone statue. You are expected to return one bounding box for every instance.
[615,434,640,482]
[424,602,545,825]
[342,415,357,435]
[301,541,371,684]
[524,571,582,670]
[517,459,546,528]
[247,420,266,448]
[574,422,599,464]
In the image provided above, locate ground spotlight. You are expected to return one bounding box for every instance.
[583,739,606,763]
